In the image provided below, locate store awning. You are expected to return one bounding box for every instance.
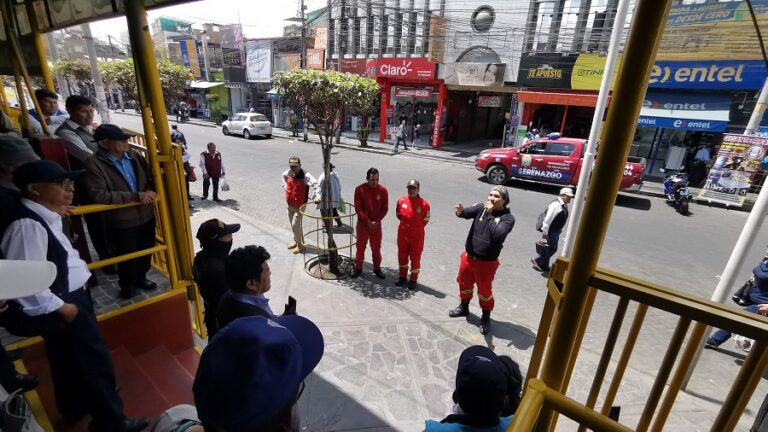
[189,81,225,89]
[517,90,609,107]
[637,92,730,132]
[266,88,281,101]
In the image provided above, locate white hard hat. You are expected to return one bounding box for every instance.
[560,187,575,197]
[0,260,57,300]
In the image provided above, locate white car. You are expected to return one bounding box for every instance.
[222,113,272,139]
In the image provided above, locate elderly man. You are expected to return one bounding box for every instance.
[55,95,97,165]
[84,124,157,299]
[21,89,67,137]
[0,159,148,432]
[531,187,574,272]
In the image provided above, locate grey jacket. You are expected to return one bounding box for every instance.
[83,149,155,228]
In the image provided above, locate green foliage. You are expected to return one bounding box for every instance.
[52,59,93,95]
[273,69,378,143]
[99,59,138,103]
[157,60,194,105]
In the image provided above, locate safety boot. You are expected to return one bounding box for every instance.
[479,310,491,335]
[448,301,469,318]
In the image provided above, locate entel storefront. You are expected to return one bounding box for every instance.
[368,58,447,148]
[516,52,768,178]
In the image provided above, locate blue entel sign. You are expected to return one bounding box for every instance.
[648,60,767,90]
[637,116,728,132]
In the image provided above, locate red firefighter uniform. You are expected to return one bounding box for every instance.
[396,195,430,281]
[354,182,389,271]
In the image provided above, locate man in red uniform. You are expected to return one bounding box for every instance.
[199,142,225,202]
[352,167,388,279]
[449,186,515,335]
[395,179,430,289]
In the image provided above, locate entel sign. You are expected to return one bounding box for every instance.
[368,58,436,80]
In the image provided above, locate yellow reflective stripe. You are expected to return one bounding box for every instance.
[460,289,474,294]
[399,264,409,269]
[410,268,420,273]
[478,294,494,301]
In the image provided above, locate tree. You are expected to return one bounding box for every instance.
[52,59,93,97]
[205,93,222,124]
[273,69,378,275]
[99,59,138,107]
[157,60,194,107]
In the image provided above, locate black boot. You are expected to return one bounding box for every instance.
[448,301,469,318]
[479,310,491,335]
[394,277,407,287]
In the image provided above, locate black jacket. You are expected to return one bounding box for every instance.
[458,203,515,261]
[192,248,229,309]
[216,290,272,330]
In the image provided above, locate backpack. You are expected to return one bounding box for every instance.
[536,200,562,232]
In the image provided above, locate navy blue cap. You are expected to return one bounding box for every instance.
[13,160,84,190]
[193,315,324,430]
[455,345,508,419]
[93,124,134,142]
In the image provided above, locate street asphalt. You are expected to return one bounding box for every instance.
[111,112,767,431]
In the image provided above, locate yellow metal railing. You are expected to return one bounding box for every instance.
[510,257,768,431]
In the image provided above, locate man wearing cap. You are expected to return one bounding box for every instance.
[424,345,513,431]
[282,157,317,254]
[352,167,389,279]
[449,186,515,335]
[199,142,225,202]
[55,95,98,164]
[193,219,240,338]
[193,315,324,431]
[531,187,573,272]
[395,179,430,289]
[84,124,158,299]
[0,160,148,432]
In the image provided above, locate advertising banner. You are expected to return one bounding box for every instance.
[307,49,325,69]
[697,134,768,206]
[443,63,505,86]
[517,53,577,88]
[394,88,431,98]
[366,58,436,80]
[185,39,201,78]
[478,95,503,107]
[246,39,273,83]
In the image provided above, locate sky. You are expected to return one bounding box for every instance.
[87,0,328,43]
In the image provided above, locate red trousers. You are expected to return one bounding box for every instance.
[397,229,425,281]
[355,222,382,270]
[456,251,500,311]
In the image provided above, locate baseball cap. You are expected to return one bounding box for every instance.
[0,136,39,165]
[559,187,575,197]
[92,124,134,142]
[407,179,420,189]
[454,345,508,419]
[289,156,301,166]
[196,218,241,242]
[0,260,56,300]
[13,160,84,190]
[193,315,324,431]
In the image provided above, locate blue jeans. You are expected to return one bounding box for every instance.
[394,136,408,149]
[535,231,560,270]
[710,304,759,346]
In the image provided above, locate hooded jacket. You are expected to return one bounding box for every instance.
[458,203,515,261]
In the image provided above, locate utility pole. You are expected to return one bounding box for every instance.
[47,31,69,98]
[81,23,110,123]
[202,29,211,82]
[301,0,309,141]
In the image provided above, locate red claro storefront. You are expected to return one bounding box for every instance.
[368,58,447,148]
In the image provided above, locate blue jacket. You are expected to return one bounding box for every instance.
[424,416,514,431]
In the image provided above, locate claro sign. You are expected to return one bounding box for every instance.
[366,58,436,80]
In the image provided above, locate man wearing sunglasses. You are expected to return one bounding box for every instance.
[0,160,148,432]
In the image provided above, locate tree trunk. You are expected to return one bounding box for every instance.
[320,125,340,275]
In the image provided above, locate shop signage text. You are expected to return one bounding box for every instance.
[637,116,727,132]
[478,95,503,107]
[367,58,436,80]
[395,88,431,98]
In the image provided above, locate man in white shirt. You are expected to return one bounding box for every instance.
[694,144,712,163]
[531,187,574,272]
[0,160,148,432]
[55,95,98,165]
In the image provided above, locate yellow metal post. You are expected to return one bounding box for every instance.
[125,0,194,281]
[534,0,672,428]
[25,0,54,91]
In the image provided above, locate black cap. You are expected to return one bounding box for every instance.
[196,219,241,242]
[93,124,134,142]
[454,346,507,419]
[407,179,420,189]
[13,160,84,190]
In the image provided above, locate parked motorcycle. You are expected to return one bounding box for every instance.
[661,168,691,215]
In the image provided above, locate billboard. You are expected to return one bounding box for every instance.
[246,39,273,83]
[443,63,506,86]
[698,134,768,206]
[366,58,436,80]
[307,49,325,70]
[179,39,201,78]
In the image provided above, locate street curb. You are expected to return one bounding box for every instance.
[114,111,219,129]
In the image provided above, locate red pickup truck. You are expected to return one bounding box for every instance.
[475,135,645,190]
